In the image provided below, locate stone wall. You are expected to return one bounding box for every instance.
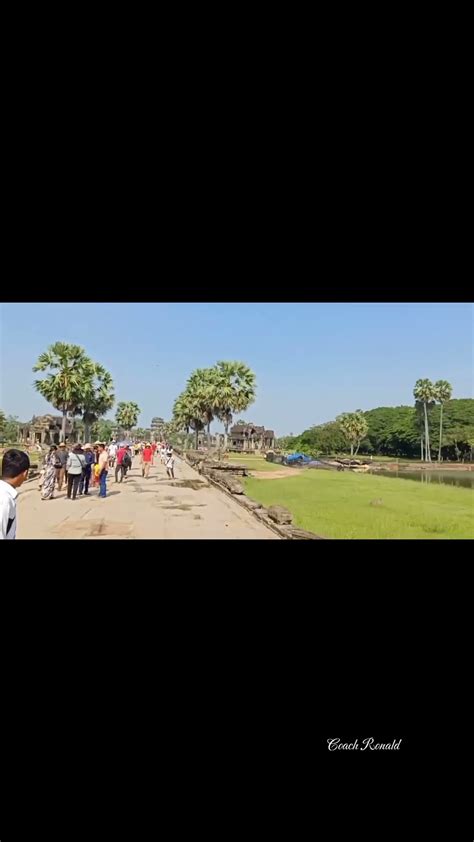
[178,448,325,539]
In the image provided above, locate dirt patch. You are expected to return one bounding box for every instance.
[168,480,208,491]
[53,519,134,538]
[158,502,207,511]
[250,469,302,480]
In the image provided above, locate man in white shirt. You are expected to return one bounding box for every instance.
[165,448,175,479]
[108,440,118,468]
[0,449,30,540]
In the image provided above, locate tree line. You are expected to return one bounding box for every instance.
[0,342,144,445]
[1,347,258,451]
[172,361,256,450]
[279,384,474,462]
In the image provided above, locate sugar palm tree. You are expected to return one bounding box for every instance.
[413,379,435,462]
[433,380,452,461]
[77,363,115,443]
[33,342,92,442]
[186,368,215,447]
[115,401,140,438]
[151,417,165,441]
[173,391,205,449]
[212,361,257,451]
[337,411,369,457]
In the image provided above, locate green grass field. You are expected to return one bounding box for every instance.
[227,454,284,472]
[244,470,473,539]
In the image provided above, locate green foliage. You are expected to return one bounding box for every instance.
[0,412,19,443]
[285,400,474,461]
[172,361,257,449]
[91,419,115,442]
[115,401,140,434]
[75,363,114,441]
[33,342,114,443]
[288,421,347,457]
[337,411,369,457]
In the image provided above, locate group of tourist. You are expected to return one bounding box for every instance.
[1,438,176,539]
[37,439,176,501]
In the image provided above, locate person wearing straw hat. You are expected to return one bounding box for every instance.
[55,442,68,492]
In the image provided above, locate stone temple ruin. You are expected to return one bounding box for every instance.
[229,423,275,452]
[17,414,81,446]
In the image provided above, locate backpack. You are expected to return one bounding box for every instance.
[123,453,132,468]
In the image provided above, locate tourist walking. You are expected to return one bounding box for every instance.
[115,444,127,483]
[123,447,133,477]
[79,443,94,496]
[66,444,86,500]
[0,449,30,539]
[41,446,58,500]
[92,444,100,487]
[108,439,117,468]
[160,443,167,464]
[165,447,175,479]
[141,443,153,478]
[98,443,109,498]
[55,442,68,491]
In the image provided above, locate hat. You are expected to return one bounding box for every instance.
[84,443,92,450]
[94,441,101,446]
[59,442,66,447]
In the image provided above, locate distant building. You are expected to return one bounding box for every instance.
[229,424,275,452]
[18,414,81,446]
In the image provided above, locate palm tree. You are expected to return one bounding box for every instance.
[77,363,115,443]
[212,361,257,450]
[337,411,369,457]
[186,368,216,447]
[151,416,165,441]
[116,401,140,438]
[413,379,435,462]
[433,380,453,461]
[33,342,92,442]
[173,391,205,449]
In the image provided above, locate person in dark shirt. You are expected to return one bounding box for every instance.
[79,443,95,496]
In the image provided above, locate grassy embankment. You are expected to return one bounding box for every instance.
[244,469,473,539]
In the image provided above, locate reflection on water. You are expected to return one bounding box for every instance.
[375,470,474,489]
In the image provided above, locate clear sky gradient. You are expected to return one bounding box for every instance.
[1,303,472,437]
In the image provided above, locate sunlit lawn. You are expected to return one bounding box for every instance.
[244,469,474,539]
[227,454,284,472]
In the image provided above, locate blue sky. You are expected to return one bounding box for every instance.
[1,302,472,436]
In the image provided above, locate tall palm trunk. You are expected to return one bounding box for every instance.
[438,403,443,461]
[423,401,431,462]
[195,428,199,449]
[350,443,354,457]
[207,422,211,448]
[224,422,229,452]
[420,436,424,461]
[61,408,67,443]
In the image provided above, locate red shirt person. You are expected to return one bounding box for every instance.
[115,446,128,483]
[141,444,153,479]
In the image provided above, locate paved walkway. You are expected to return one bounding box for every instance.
[16,455,278,539]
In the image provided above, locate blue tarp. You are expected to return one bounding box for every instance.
[286,452,311,463]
